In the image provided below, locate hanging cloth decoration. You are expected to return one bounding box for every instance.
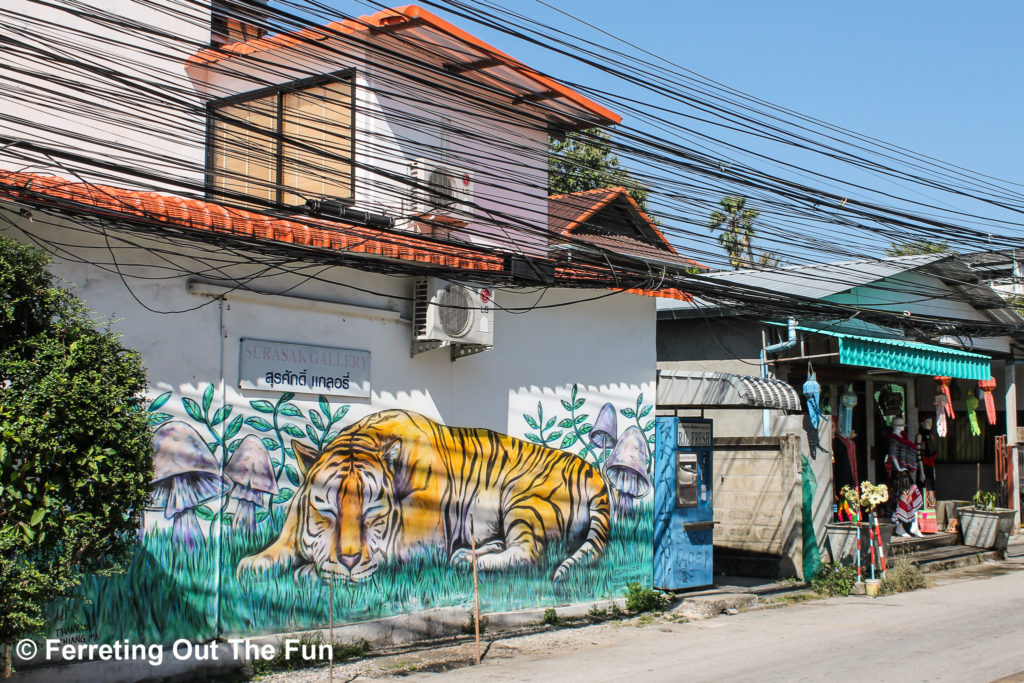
[934,392,949,437]
[965,393,982,436]
[839,384,857,437]
[803,363,822,430]
[934,377,956,418]
[978,377,998,425]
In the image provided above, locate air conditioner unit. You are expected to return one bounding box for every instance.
[408,159,474,222]
[413,278,493,354]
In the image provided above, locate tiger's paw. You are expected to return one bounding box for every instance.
[449,548,473,566]
[236,553,283,578]
[292,563,320,582]
[450,541,505,566]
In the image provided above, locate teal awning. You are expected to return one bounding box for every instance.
[801,326,991,380]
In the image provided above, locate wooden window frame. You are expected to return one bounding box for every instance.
[205,69,356,209]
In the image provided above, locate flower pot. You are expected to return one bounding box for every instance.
[958,507,1015,550]
[825,521,894,569]
[864,578,881,597]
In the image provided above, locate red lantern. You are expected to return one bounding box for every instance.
[978,377,997,426]
[934,377,955,418]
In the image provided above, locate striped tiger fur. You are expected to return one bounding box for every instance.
[236,409,611,583]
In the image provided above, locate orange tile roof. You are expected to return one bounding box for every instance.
[549,187,706,270]
[189,5,620,129]
[0,170,690,301]
[0,171,504,272]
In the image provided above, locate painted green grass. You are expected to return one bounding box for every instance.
[49,503,651,643]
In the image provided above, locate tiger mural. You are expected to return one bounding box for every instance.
[236,409,611,583]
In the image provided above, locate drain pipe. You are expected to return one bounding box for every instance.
[761,318,798,436]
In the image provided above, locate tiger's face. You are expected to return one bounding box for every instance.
[294,434,402,582]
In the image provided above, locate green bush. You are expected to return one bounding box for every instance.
[880,560,927,595]
[809,562,858,596]
[624,582,668,613]
[543,608,559,625]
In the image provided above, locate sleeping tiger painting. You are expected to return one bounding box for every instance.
[236,409,612,583]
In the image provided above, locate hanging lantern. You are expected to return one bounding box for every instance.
[934,392,949,437]
[803,364,822,430]
[839,384,857,437]
[978,377,997,426]
[965,394,981,437]
[934,377,955,418]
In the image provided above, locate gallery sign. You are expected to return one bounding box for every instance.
[239,338,370,398]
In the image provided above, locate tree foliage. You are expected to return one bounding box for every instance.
[885,239,952,257]
[548,128,652,214]
[709,195,778,269]
[0,237,152,663]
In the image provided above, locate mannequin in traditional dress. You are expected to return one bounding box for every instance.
[888,417,923,537]
[916,416,938,494]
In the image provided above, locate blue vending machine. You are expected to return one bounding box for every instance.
[653,416,714,590]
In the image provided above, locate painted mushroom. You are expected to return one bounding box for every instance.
[150,421,224,549]
[601,426,652,514]
[590,402,618,450]
[224,435,279,531]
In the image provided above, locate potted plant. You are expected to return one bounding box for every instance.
[826,482,893,569]
[958,490,1015,550]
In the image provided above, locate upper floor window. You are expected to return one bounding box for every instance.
[207,72,355,210]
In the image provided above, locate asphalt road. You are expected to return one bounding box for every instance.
[407,566,1024,683]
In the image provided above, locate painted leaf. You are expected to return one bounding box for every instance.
[285,465,301,486]
[637,393,644,407]
[148,391,171,412]
[223,513,235,524]
[525,433,542,443]
[333,405,349,422]
[209,406,231,426]
[571,384,578,401]
[147,412,173,426]
[524,415,540,429]
[558,418,574,428]
[282,423,305,439]
[561,399,574,411]
[280,392,296,404]
[261,438,280,451]
[643,420,656,432]
[250,400,275,414]
[279,403,303,417]
[284,448,293,459]
[319,396,331,420]
[245,416,273,432]
[574,414,588,425]
[306,425,319,445]
[573,398,585,410]
[182,397,203,422]
[271,459,281,469]
[309,409,325,431]
[578,424,593,435]
[324,431,339,444]
[202,384,215,414]
[620,408,637,418]
[561,433,578,449]
[548,430,563,441]
[256,510,269,522]
[639,405,652,418]
[224,415,243,440]
[195,504,215,521]
[544,416,557,431]
[228,439,242,454]
[274,488,294,504]
[206,441,219,453]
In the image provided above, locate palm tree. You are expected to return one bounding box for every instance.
[709,195,759,269]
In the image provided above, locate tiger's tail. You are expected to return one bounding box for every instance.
[553,488,611,584]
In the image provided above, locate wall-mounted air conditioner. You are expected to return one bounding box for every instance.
[408,159,474,222]
[412,277,493,356]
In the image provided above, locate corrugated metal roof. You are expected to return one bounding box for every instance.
[656,370,803,411]
[802,326,991,380]
[657,253,946,312]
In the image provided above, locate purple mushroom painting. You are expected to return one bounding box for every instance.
[150,421,225,549]
[224,435,278,531]
[590,402,618,451]
[602,426,652,514]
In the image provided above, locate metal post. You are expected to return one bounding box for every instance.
[470,513,481,665]
[329,572,334,683]
[1005,358,1019,529]
[865,379,876,482]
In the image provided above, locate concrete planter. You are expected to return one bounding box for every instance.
[825,521,894,568]
[958,507,1015,550]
